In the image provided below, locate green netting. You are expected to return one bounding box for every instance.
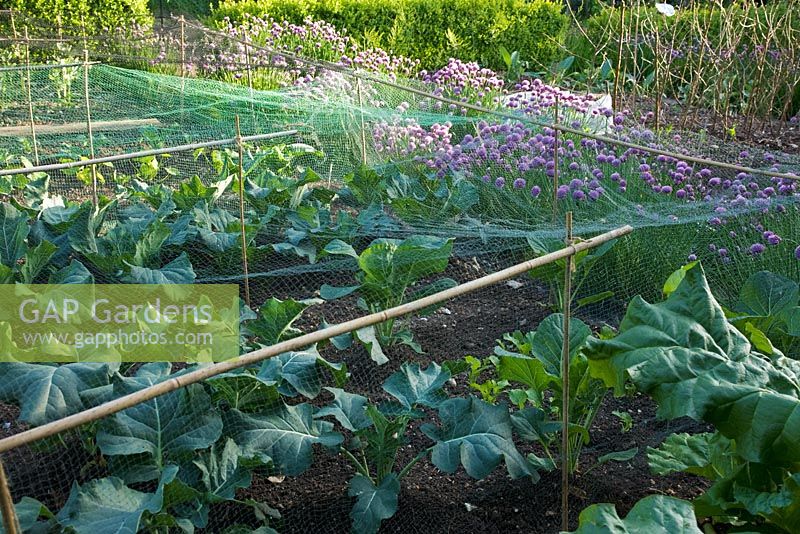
[0,11,798,534]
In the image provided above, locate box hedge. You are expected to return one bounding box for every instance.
[211,0,569,71]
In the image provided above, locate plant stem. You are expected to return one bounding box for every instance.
[341,447,372,481]
[397,448,431,480]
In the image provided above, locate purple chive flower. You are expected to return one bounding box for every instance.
[513,178,526,189]
[572,190,586,201]
[530,185,541,198]
[750,243,766,255]
[688,254,697,261]
[795,245,800,260]
[767,234,782,245]
[557,185,569,199]
[719,248,728,257]
[495,177,506,188]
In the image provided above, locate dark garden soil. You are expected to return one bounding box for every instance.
[0,256,710,533]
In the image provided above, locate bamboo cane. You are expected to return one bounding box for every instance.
[552,95,560,224]
[356,79,368,166]
[0,457,18,534]
[613,3,626,111]
[82,49,98,207]
[0,130,297,177]
[560,211,574,533]
[235,116,251,308]
[0,225,633,454]
[23,27,39,166]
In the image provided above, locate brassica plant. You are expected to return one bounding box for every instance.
[526,236,617,313]
[316,362,536,533]
[320,235,457,359]
[585,263,800,532]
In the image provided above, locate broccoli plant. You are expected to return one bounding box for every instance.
[315,362,536,534]
[319,235,457,360]
[526,235,617,313]
[459,314,635,474]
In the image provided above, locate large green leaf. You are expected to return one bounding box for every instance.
[358,236,453,306]
[257,349,323,399]
[647,432,740,480]
[0,202,29,267]
[125,252,196,284]
[735,271,798,318]
[49,259,94,284]
[0,362,115,425]
[354,326,388,365]
[0,497,53,534]
[315,387,371,432]
[497,314,591,392]
[223,403,343,476]
[421,396,533,480]
[20,240,57,283]
[567,495,701,533]
[185,438,252,502]
[97,364,223,482]
[207,368,280,412]
[58,466,177,534]
[348,474,400,534]
[585,263,800,466]
[382,362,450,409]
[247,298,309,346]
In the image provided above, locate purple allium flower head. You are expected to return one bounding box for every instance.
[572,190,586,201]
[513,178,526,189]
[719,248,728,257]
[530,185,541,198]
[557,185,569,199]
[767,234,782,245]
[688,254,697,261]
[588,189,601,201]
[495,177,506,188]
[795,245,800,260]
[676,189,687,199]
[750,243,766,255]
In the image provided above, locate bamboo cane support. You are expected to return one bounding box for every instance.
[356,79,368,166]
[0,457,18,534]
[82,49,98,206]
[552,95,560,224]
[613,3,626,111]
[0,225,633,454]
[0,130,297,177]
[235,116,251,308]
[23,28,39,166]
[560,211,574,533]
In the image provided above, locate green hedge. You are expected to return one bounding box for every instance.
[6,0,152,34]
[211,0,569,71]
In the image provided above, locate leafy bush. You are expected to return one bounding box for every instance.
[211,0,568,71]
[6,0,152,34]
[585,263,800,532]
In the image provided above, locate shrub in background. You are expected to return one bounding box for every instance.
[5,0,152,34]
[211,0,568,71]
